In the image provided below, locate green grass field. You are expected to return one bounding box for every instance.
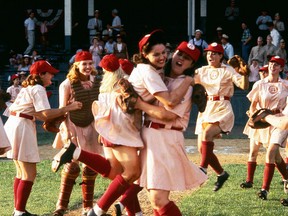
[1,161,288,216]
[1,132,288,215]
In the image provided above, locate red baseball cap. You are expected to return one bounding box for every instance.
[119,59,134,75]
[75,51,92,62]
[138,29,165,53]
[259,64,268,72]
[30,60,59,75]
[11,74,19,80]
[99,54,120,72]
[269,55,285,67]
[176,41,201,62]
[204,42,224,54]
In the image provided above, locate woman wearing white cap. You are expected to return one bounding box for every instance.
[194,42,248,191]
[4,60,82,216]
[244,56,288,200]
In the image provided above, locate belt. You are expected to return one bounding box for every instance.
[144,120,183,131]
[207,96,230,101]
[10,111,34,120]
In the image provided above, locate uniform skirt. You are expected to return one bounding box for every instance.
[139,127,208,191]
[5,116,39,163]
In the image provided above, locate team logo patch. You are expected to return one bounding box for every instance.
[209,69,219,80]
[211,42,218,47]
[268,85,278,94]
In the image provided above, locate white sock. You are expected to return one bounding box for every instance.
[93,204,106,215]
[118,202,124,212]
[73,148,81,160]
[14,210,25,216]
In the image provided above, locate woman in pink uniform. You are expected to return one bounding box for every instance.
[246,56,288,200]
[3,74,22,117]
[4,60,82,216]
[52,51,103,216]
[134,41,208,216]
[194,42,248,191]
[52,54,144,216]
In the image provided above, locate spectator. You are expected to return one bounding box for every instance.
[109,9,122,39]
[87,10,103,43]
[240,22,252,63]
[224,0,240,45]
[113,34,129,59]
[276,39,288,76]
[89,37,103,69]
[248,36,266,66]
[263,34,277,65]
[273,13,285,38]
[221,34,234,62]
[165,42,174,60]
[3,74,22,117]
[255,9,273,40]
[9,50,22,69]
[104,36,116,55]
[188,29,208,67]
[23,11,36,55]
[248,58,260,90]
[40,20,49,50]
[18,71,27,84]
[267,22,281,48]
[17,55,32,73]
[214,26,224,44]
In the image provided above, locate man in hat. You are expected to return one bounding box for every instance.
[221,34,234,62]
[110,9,122,39]
[87,10,103,44]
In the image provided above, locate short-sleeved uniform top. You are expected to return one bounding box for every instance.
[52,76,103,155]
[194,63,243,134]
[243,77,288,145]
[3,85,22,117]
[5,85,50,163]
[139,75,208,190]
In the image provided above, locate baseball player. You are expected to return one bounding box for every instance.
[134,41,208,216]
[244,56,288,200]
[3,74,22,117]
[52,51,103,216]
[52,54,144,216]
[4,60,82,216]
[194,42,248,191]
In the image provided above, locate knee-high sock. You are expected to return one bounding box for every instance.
[13,177,21,208]
[209,151,224,175]
[78,150,111,177]
[16,180,33,212]
[246,161,257,183]
[276,158,288,180]
[200,141,214,168]
[120,184,143,215]
[262,163,275,191]
[97,175,130,212]
[158,201,182,216]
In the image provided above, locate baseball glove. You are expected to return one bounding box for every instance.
[227,55,251,76]
[192,84,207,113]
[247,108,273,129]
[116,78,139,114]
[42,115,67,133]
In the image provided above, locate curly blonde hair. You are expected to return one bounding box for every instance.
[100,68,124,93]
